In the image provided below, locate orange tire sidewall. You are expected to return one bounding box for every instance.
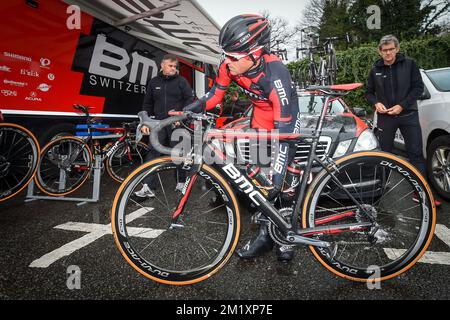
[111,157,241,285]
[34,136,92,197]
[302,151,437,282]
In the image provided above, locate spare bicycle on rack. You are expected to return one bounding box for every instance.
[111,83,436,285]
[296,32,350,87]
[0,110,40,201]
[35,104,149,197]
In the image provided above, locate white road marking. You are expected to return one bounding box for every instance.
[29,207,163,268]
[384,224,450,265]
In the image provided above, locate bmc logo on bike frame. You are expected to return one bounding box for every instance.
[222,163,266,206]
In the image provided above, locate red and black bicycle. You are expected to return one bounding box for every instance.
[112,84,436,285]
[35,105,149,196]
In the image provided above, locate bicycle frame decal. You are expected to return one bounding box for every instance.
[222,163,267,206]
[123,242,170,278]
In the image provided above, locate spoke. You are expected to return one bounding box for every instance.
[338,243,347,260]
[197,204,226,216]
[383,190,415,209]
[373,177,405,207]
[6,132,18,159]
[6,141,32,161]
[198,220,227,226]
[371,165,378,205]
[173,249,177,270]
[344,170,360,199]
[157,172,170,209]
[205,236,222,244]
[191,235,211,260]
[316,206,344,215]
[139,237,159,254]
[359,165,363,203]
[325,192,346,207]
[199,186,215,199]
[376,210,422,222]
[128,197,170,226]
[376,248,385,266]
[352,248,361,265]
[150,190,172,212]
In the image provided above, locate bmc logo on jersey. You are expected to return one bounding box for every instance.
[274,79,289,106]
[89,34,158,86]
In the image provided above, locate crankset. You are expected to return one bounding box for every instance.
[268,207,294,246]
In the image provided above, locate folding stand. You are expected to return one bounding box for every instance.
[25,155,102,206]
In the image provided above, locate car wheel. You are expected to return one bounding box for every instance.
[427,135,450,201]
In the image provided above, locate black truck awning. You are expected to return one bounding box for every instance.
[65,0,221,65]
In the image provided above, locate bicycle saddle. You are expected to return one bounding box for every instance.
[73,104,94,115]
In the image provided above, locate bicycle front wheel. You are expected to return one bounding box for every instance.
[106,141,149,183]
[0,123,40,201]
[302,151,436,282]
[111,157,241,285]
[35,136,92,196]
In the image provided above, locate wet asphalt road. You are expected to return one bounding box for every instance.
[0,177,449,301]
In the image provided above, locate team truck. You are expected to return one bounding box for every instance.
[0,0,220,144]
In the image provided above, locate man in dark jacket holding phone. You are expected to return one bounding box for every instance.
[365,34,441,206]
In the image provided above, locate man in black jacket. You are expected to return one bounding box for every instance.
[135,54,194,199]
[365,35,441,206]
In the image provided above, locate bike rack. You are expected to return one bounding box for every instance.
[25,155,102,206]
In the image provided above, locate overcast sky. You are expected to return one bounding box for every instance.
[195,0,309,60]
[196,0,308,28]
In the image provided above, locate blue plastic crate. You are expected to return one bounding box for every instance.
[76,124,111,136]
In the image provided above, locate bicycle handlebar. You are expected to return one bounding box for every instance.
[138,111,188,156]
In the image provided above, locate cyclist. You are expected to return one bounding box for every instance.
[183,14,300,262]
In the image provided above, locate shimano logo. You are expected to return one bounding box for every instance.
[222,163,266,206]
[3,51,32,62]
[274,79,289,106]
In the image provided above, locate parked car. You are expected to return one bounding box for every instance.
[223,91,379,167]
[392,67,450,201]
[218,91,380,201]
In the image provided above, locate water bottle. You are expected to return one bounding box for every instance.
[281,161,302,201]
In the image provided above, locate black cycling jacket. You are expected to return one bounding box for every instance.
[365,54,424,112]
[143,72,194,120]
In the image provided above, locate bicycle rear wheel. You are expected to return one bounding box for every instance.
[111,157,241,285]
[35,136,92,196]
[0,123,40,201]
[302,151,436,282]
[106,141,149,183]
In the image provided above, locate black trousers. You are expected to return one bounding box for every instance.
[142,126,186,189]
[376,111,426,177]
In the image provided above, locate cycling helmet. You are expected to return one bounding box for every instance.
[219,14,270,54]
